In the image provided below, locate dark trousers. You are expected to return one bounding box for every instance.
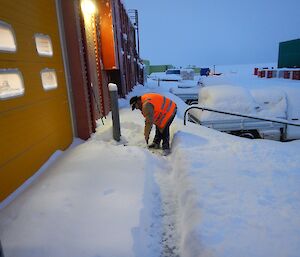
[153,110,177,149]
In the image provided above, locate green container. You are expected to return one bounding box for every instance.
[278,39,300,68]
[149,64,174,74]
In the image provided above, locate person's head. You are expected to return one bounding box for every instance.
[130,96,142,111]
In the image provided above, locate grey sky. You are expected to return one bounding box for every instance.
[124,0,300,67]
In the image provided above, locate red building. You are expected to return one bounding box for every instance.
[61,0,144,139]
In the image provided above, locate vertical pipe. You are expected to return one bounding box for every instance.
[108,83,121,141]
[136,10,140,56]
[0,240,4,257]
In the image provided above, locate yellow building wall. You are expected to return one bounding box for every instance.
[0,0,73,202]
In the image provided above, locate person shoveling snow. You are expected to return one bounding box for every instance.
[130,93,177,155]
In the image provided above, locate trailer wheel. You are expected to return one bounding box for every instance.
[240,132,255,139]
[230,130,261,139]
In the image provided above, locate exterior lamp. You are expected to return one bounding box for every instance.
[81,0,96,15]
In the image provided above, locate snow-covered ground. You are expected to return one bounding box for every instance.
[1,66,300,257]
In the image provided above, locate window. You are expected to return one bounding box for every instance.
[0,69,24,99]
[35,34,53,57]
[0,21,17,52]
[40,69,57,90]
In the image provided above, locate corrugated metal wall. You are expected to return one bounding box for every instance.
[0,0,73,202]
[59,0,94,139]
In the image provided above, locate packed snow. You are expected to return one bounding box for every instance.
[1,64,300,257]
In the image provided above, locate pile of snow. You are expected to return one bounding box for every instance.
[191,85,259,120]
[190,85,288,121]
[251,88,287,118]
[171,124,300,257]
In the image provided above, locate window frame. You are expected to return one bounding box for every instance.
[0,20,17,53]
[0,69,25,100]
[40,68,58,91]
[34,33,53,57]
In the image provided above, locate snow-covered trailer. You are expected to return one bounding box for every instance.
[187,110,287,141]
[185,85,300,141]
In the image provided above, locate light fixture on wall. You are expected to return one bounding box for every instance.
[81,0,96,16]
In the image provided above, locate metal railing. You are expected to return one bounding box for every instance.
[184,105,300,127]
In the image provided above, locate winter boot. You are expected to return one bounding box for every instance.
[148,142,160,149]
[162,148,171,156]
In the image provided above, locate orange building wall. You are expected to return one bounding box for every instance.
[98,0,118,70]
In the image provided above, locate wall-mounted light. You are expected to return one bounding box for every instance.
[81,0,96,16]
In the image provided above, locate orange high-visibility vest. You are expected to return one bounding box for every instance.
[141,93,177,129]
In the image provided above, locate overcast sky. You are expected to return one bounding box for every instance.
[124,0,300,67]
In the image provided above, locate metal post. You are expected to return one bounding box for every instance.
[128,9,140,56]
[0,240,4,257]
[108,83,121,141]
[135,10,140,56]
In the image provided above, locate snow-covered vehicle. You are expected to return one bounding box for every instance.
[149,70,181,82]
[149,68,195,82]
[186,85,300,141]
[165,68,194,80]
[169,80,200,104]
[170,86,199,104]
